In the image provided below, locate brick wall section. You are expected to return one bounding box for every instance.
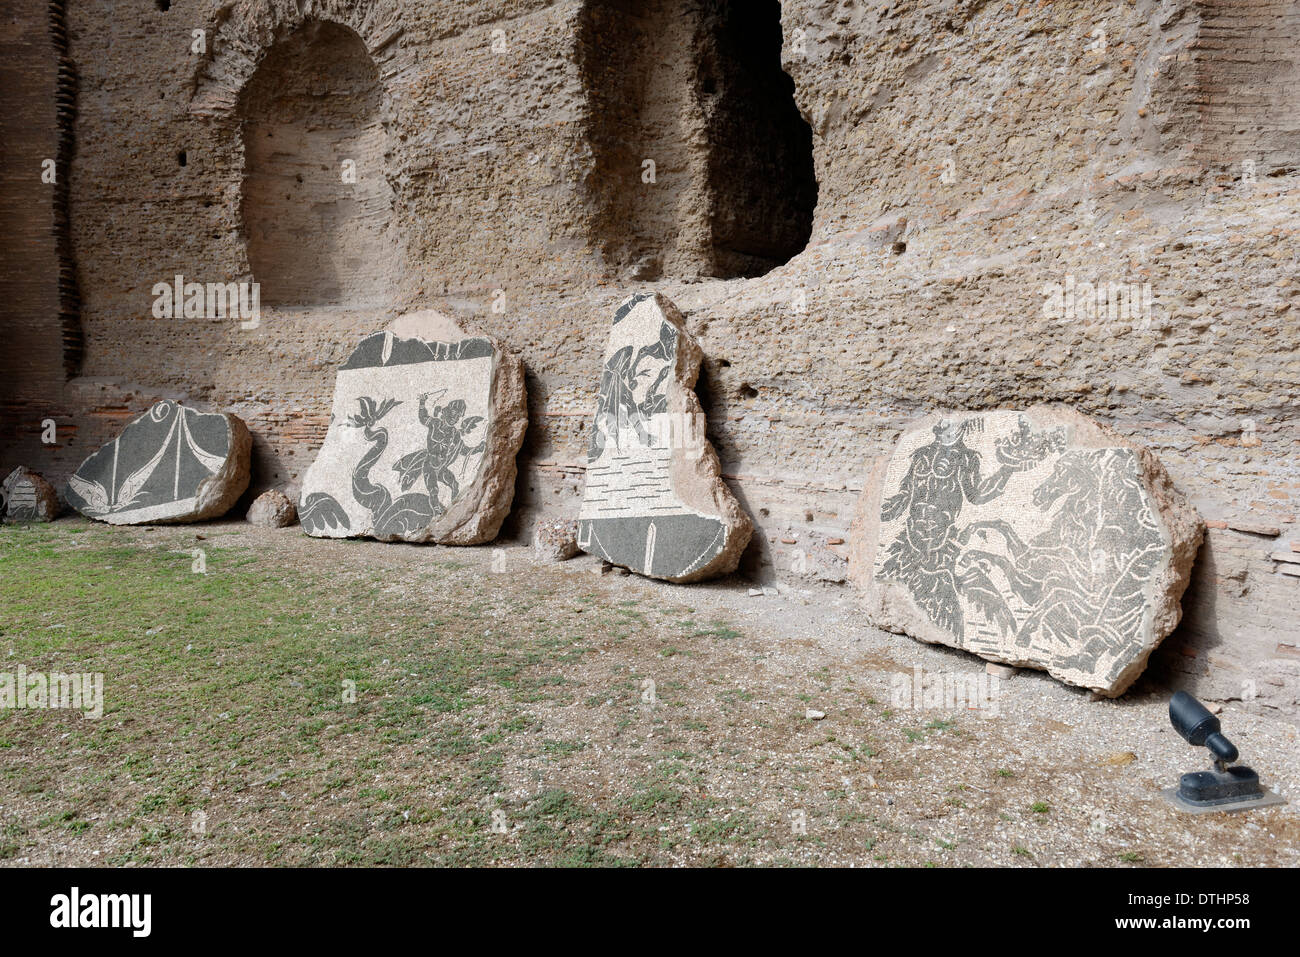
[1191,0,1300,169]
[0,1,76,475]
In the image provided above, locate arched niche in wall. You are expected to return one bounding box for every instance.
[577,0,818,280]
[237,20,397,309]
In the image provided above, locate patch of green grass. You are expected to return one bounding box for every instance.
[719,688,755,703]
[10,521,1112,869]
[690,811,758,845]
[620,785,685,813]
[38,810,91,834]
[136,794,168,815]
[0,525,687,865]
[540,739,586,756]
[510,790,638,867]
[0,822,27,860]
[690,622,742,641]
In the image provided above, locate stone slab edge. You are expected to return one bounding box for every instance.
[656,294,752,583]
[431,339,527,545]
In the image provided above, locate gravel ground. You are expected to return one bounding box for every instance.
[2,518,1296,867]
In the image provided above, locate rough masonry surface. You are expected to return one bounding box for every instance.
[3,0,1297,710]
[3,467,60,523]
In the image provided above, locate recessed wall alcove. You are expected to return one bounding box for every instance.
[238,20,397,308]
[578,0,818,280]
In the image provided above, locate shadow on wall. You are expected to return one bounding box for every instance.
[577,0,817,281]
[1146,534,1297,710]
[238,20,397,309]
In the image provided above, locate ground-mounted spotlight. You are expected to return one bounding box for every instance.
[1162,691,1286,813]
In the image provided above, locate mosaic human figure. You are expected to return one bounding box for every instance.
[393,393,486,511]
[954,449,1163,680]
[878,418,1050,633]
[588,321,676,461]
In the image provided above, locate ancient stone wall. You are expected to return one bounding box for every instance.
[1,0,1296,712]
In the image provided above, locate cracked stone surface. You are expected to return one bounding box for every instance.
[850,406,1204,696]
[299,310,527,546]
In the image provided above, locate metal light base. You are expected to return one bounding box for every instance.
[1162,764,1287,814]
[1162,788,1287,813]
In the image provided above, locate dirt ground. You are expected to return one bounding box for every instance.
[1,517,1296,867]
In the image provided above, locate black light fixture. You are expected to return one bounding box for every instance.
[1163,691,1286,813]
